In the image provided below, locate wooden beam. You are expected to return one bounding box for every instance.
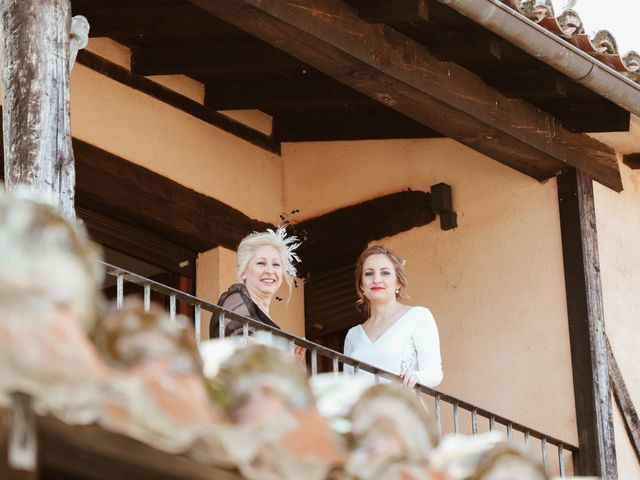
[187,0,622,191]
[72,5,238,38]
[131,44,310,76]
[0,132,270,253]
[273,110,442,142]
[72,139,270,252]
[76,50,280,154]
[607,337,640,467]
[622,153,640,169]
[205,78,374,110]
[293,190,436,276]
[557,168,617,478]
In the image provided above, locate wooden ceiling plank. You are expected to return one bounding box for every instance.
[426,33,503,63]
[273,110,442,142]
[131,43,310,76]
[487,69,569,100]
[541,102,630,133]
[73,5,237,38]
[205,78,374,110]
[187,0,621,191]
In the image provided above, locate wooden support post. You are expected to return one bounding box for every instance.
[557,168,617,478]
[0,0,76,219]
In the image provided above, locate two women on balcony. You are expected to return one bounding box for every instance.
[209,226,300,339]
[344,245,443,389]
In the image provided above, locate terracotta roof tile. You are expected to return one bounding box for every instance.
[503,0,640,82]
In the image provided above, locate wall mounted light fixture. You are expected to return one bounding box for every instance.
[430,183,457,231]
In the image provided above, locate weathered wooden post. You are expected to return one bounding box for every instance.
[0,0,87,219]
[0,2,88,477]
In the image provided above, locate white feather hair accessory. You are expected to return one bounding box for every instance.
[267,225,301,277]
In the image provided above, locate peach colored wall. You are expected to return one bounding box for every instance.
[595,163,640,477]
[69,61,282,224]
[196,246,234,340]
[68,45,304,338]
[283,139,577,444]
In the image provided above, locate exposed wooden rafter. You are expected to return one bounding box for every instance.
[131,44,309,77]
[426,33,503,64]
[204,78,374,111]
[187,0,622,191]
[489,70,568,100]
[273,110,442,142]
[72,139,270,253]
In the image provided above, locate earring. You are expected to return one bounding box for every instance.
[395,288,400,294]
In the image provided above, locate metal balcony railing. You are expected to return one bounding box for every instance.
[104,261,579,478]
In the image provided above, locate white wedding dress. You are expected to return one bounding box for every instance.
[343,306,443,388]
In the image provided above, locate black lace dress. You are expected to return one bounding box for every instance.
[209,283,280,338]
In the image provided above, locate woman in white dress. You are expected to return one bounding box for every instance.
[343,245,443,388]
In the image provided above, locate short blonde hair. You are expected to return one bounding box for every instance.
[236,227,300,297]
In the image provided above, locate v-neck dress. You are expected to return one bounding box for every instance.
[343,306,443,388]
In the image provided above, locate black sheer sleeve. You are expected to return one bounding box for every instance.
[209,284,281,338]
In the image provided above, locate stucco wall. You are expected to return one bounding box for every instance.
[283,139,577,445]
[68,44,306,339]
[70,41,282,225]
[595,163,640,477]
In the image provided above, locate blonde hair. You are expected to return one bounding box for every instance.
[355,245,407,314]
[236,227,300,297]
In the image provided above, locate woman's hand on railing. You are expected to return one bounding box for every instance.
[400,370,419,389]
[294,345,306,361]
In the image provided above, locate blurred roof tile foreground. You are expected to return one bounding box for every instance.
[504,0,640,82]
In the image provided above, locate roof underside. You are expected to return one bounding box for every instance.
[71,0,634,190]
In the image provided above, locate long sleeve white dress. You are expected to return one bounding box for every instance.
[343,306,443,388]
